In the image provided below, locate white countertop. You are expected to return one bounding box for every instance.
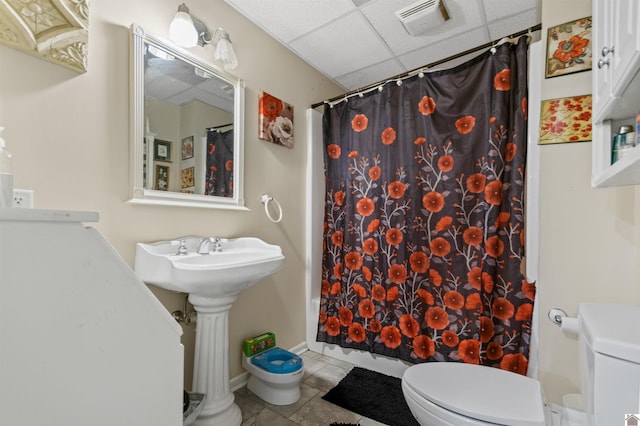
[0,208,99,223]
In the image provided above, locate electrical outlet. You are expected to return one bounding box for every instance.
[13,189,34,208]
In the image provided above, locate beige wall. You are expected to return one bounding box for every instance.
[0,0,342,388]
[537,0,640,404]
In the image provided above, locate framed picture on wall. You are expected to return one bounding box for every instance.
[545,17,592,78]
[181,136,194,160]
[154,139,172,162]
[538,94,592,145]
[258,91,294,149]
[154,165,170,191]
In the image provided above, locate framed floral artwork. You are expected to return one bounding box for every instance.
[545,17,592,78]
[259,91,294,149]
[154,165,169,191]
[539,94,592,145]
[181,167,194,188]
[181,136,194,160]
[154,139,172,162]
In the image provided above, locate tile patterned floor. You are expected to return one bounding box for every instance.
[234,350,388,426]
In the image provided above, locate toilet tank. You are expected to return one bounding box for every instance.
[578,303,640,426]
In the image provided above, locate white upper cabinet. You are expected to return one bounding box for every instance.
[592,0,640,187]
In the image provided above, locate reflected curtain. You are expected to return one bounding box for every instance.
[205,129,234,197]
[317,37,535,374]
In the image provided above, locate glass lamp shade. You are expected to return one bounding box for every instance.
[214,37,238,70]
[169,11,198,48]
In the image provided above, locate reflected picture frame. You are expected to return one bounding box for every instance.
[155,165,170,191]
[154,139,172,162]
[182,136,194,160]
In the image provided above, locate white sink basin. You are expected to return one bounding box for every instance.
[134,236,285,298]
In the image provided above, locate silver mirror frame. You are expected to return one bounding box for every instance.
[128,24,247,210]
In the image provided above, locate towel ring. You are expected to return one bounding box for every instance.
[261,194,283,223]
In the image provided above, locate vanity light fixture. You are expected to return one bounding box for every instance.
[169,3,238,70]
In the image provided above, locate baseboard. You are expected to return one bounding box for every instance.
[230,341,308,392]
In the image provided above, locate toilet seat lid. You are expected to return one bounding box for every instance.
[403,362,545,426]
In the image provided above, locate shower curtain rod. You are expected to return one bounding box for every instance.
[310,23,542,109]
[207,122,233,130]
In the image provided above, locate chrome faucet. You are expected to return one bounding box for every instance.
[176,239,189,256]
[198,237,222,254]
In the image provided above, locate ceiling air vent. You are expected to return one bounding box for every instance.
[395,0,450,36]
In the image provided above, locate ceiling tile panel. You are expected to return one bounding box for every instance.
[481,0,538,22]
[487,9,539,40]
[336,58,407,90]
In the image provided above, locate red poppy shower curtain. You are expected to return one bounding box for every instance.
[317,37,536,374]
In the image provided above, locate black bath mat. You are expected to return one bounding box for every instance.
[322,367,419,426]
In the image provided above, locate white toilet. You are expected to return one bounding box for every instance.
[242,334,304,406]
[401,303,640,425]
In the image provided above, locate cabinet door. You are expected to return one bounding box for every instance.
[611,0,640,97]
[592,0,613,120]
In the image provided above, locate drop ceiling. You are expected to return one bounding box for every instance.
[224,0,541,91]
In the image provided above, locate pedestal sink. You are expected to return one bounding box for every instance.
[134,236,285,426]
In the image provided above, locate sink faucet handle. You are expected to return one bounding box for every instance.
[176,239,189,255]
[211,237,223,252]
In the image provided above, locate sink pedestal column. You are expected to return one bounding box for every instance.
[189,294,242,426]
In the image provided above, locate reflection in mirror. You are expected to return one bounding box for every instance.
[129,24,246,209]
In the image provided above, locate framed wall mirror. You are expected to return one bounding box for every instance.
[129,24,246,209]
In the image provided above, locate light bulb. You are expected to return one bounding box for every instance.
[169,11,198,48]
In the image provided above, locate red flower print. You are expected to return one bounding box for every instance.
[455,116,476,135]
[348,322,366,342]
[486,342,503,360]
[369,318,382,333]
[387,286,399,301]
[225,160,233,171]
[459,339,480,364]
[444,290,464,310]
[430,237,451,257]
[493,69,511,91]
[484,180,503,205]
[418,96,436,116]
[435,216,453,231]
[522,279,536,301]
[331,231,343,246]
[429,269,442,286]
[388,264,407,284]
[465,293,482,311]
[369,165,381,180]
[414,137,426,145]
[381,127,396,145]
[333,264,343,279]
[358,299,375,318]
[209,144,216,154]
[326,317,340,336]
[468,267,482,290]
[425,306,449,329]
[500,353,528,375]
[339,306,354,326]
[482,273,494,292]
[357,197,375,216]
[485,236,504,258]
[410,252,430,273]
[495,212,510,228]
[352,284,366,297]
[345,251,363,270]
[352,114,368,132]
[442,330,459,347]
[553,35,589,63]
[372,284,386,301]
[463,226,483,246]
[418,289,434,305]
[437,155,454,172]
[423,191,445,212]
[321,279,330,295]
[521,97,528,120]
[413,335,435,359]
[399,314,420,338]
[515,303,533,321]
[327,144,341,159]
[492,297,515,320]
[479,316,494,343]
[505,143,517,162]
[388,181,406,199]
[319,310,327,323]
[466,173,486,193]
[348,151,358,159]
[362,266,372,281]
[385,228,403,245]
[260,92,283,121]
[335,190,345,206]
[362,238,378,255]
[489,116,496,124]
[380,325,402,349]
[367,219,380,233]
[331,282,341,295]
